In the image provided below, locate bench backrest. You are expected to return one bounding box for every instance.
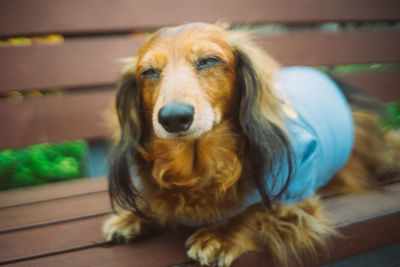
[1,0,399,150]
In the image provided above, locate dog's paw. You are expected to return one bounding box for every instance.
[102,212,146,243]
[186,228,243,267]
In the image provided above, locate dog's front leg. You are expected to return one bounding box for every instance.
[186,196,334,267]
[102,210,159,243]
[186,212,259,267]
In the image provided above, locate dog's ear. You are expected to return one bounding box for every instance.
[108,57,147,216]
[230,33,294,207]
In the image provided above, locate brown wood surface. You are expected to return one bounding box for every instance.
[0,191,110,232]
[0,216,107,263]
[258,30,400,67]
[337,69,400,102]
[0,37,146,92]
[227,212,400,267]
[0,177,107,208]
[1,30,400,92]
[1,69,398,150]
[0,178,399,266]
[3,230,191,267]
[320,212,400,264]
[0,89,113,150]
[1,0,400,37]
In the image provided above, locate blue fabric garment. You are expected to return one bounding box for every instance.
[245,66,354,205]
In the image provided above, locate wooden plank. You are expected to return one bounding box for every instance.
[1,0,400,37]
[323,182,400,225]
[229,212,400,267]
[0,177,107,209]
[0,181,398,266]
[7,230,191,267]
[1,30,400,92]
[5,204,400,267]
[339,69,400,102]
[0,89,114,150]
[0,192,110,232]
[320,212,400,264]
[0,37,146,92]
[259,30,400,67]
[0,216,107,264]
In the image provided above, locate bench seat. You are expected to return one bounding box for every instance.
[0,178,399,266]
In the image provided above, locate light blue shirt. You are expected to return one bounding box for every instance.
[245,67,354,205]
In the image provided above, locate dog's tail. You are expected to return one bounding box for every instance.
[320,75,400,196]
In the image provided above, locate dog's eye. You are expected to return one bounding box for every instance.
[196,57,221,70]
[141,68,161,78]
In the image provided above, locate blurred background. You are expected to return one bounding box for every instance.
[0,0,399,191]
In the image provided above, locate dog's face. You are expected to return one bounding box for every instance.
[135,23,239,139]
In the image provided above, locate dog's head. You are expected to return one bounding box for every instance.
[110,23,293,213]
[138,23,237,139]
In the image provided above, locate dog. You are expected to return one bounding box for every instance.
[102,22,399,266]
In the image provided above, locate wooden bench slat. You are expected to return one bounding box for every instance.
[0,192,110,232]
[0,216,107,264]
[261,29,400,67]
[0,178,107,209]
[0,180,398,266]
[1,30,399,92]
[323,182,400,225]
[5,201,400,266]
[230,212,400,267]
[7,230,191,267]
[0,89,113,150]
[338,69,400,102]
[0,37,146,92]
[320,212,400,264]
[1,0,400,37]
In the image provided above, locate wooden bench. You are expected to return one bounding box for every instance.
[0,0,399,266]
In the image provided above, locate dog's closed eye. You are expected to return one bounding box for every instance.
[195,56,222,71]
[141,68,161,78]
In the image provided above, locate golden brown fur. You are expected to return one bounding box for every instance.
[103,23,400,266]
[321,105,400,196]
[137,121,249,224]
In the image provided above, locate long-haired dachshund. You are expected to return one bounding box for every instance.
[103,23,399,266]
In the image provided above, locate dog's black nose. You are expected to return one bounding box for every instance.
[158,103,194,133]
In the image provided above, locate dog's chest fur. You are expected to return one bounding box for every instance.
[136,121,253,225]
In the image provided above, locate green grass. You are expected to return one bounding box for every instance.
[383,102,400,130]
[0,140,87,190]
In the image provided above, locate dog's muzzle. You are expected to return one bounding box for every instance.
[158,102,194,133]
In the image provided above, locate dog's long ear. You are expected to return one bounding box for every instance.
[230,32,294,207]
[108,57,147,216]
